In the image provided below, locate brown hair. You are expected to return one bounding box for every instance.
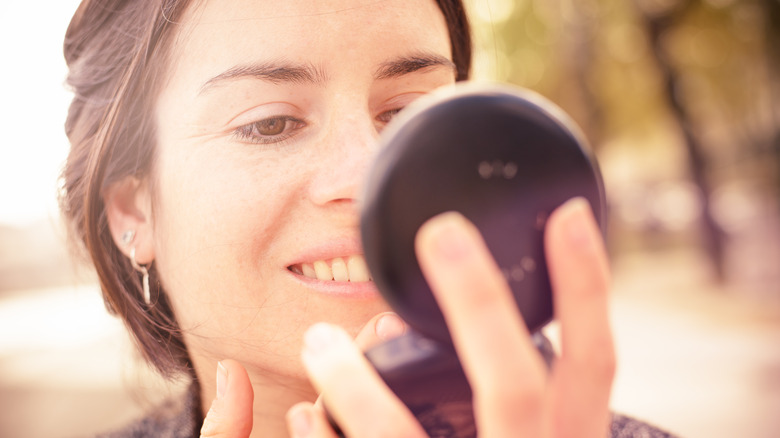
[61,0,472,378]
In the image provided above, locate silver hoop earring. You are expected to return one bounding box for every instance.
[130,247,151,306]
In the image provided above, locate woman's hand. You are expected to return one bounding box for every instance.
[199,313,408,438]
[200,359,254,438]
[287,197,615,437]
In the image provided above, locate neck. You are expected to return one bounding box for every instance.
[249,371,318,438]
[196,360,317,438]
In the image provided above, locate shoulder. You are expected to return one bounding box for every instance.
[96,384,202,438]
[610,412,678,438]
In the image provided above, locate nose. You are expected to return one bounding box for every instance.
[307,109,379,208]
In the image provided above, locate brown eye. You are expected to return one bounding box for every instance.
[254,117,287,135]
[377,108,403,124]
[234,116,305,145]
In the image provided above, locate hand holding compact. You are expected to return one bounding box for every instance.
[289,198,614,437]
[416,199,614,438]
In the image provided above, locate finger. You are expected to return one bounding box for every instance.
[353,311,407,351]
[415,212,547,438]
[200,360,254,438]
[313,312,407,409]
[286,402,339,438]
[301,322,426,438]
[544,198,615,437]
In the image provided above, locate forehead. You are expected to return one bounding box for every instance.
[167,0,451,86]
[187,0,422,22]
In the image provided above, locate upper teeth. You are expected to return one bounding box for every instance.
[292,255,373,282]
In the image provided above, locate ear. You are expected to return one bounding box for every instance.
[104,176,155,265]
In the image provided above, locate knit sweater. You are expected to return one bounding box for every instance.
[97,383,677,438]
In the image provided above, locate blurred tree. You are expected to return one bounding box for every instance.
[638,0,727,280]
[764,0,780,193]
[467,0,780,285]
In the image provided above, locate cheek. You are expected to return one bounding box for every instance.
[147,148,377,374]
[150,144,302,330]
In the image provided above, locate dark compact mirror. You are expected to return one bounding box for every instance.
[351,84,604,437]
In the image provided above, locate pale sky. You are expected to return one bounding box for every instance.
[0,1,81,227]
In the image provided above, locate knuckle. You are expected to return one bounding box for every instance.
[199,404,222,437]
[199,401,252,438]
[358,414,427,438]
[375,425,427,438]
[480,374,545,416]
[595,345,617,382]
[568,336,617,383]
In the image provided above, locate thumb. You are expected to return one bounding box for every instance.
[353,311,407,351]
[200,359,254,438]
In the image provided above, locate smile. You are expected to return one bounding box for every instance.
[288,255,373,282]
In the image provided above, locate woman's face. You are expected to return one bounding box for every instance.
[150,0,455,380]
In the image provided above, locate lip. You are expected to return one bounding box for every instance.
[284,238,382,299]
[287,271,382,298]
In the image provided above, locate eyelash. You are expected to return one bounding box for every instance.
[233,116,306,145]
[376,108,403,125]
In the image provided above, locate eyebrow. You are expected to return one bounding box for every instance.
[200,61,328,94]
[200,52,455,94]
[374,53,456,80]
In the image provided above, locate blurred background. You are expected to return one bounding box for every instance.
[1,0,778,437]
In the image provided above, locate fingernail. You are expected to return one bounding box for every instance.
[375,313,405,341]
[422,212,474,262]
[303,323,341,357]
[560,197,598,250]
[216,361,228,400]
[288,405,313,438]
